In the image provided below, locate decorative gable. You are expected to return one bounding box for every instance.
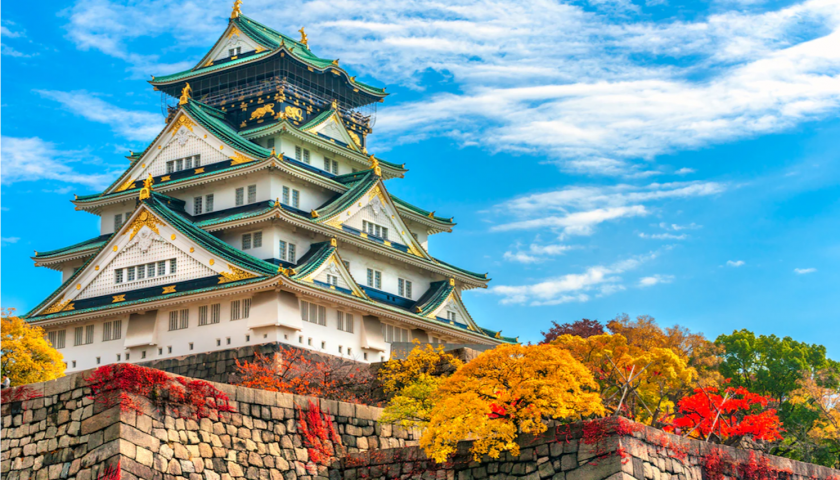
[427,288,481,332]
[298,245,368,299]
[198,23,266,68]
[33,205,263,317]
[107,111,248,195]
[306,112,362,151]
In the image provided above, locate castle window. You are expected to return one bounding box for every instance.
[326,274,338,285]
[147,263,155,278]
[115,258,176,285]
[74,325,94,346]
[205,194,214,213]
[364,352,368,361]
[189,343,194,350]
[47,330,66,349]
[170,258,177,273]
[243,298,251,318]
[72,361,76,368]
[304,149,310,164]
[348,348,352,356]
[141,350,147,359]
[324,158,338,174]
[158,261,166,276]
[366,268,382,289]
[116,354,121,362]
[158,348,162,355]
[242,233,252,250]
[343,260,350,270]
[337,312,354,333]
[247,184,257,204]
[168,346,172,353]
[338,345,343,354]
[292,189,300,208]
[127,266,136,282]
[96,357,101,365]
[295,146,310,164]
[282,186,301,208]
[199,306,208,326]
[211,304,221,324]
[382,324,409,343]
[235,187,244,206]
[103,320,122,341]
[398,278,413,299]
[228,46,241,57]
[362,220,388,240]
[226,337,231,345]
[216,339,221,346]
[231,300,241,320]
[267,138,275,149]
[279,240,296,262]
[115,269,124,284]
[194,196,203,215]
[114,214,123,231]
[168,309,189,330]
[300,300,326,326]
[253,232,262,248]
[125,353,130,361]
[137,265,145,280]
[447,311,457,322]
[166,155,200,174]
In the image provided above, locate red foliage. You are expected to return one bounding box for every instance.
[296,400,343,465]
[665,384,783,443]
[235,347,377,404]
[85,364,234,419]
[96,461,120,480]
[580,417,644,463]
[540,319,604,344]
[701,448,792,480]
[702,449,731,480]
[0,385,43,405]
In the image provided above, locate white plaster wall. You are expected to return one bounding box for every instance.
[210,33,259,62]
[276,136,358,177]
[339,249,433,301]
[99,202,138,235]
[404,219,430,252]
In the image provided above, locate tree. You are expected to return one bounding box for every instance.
[420,344,604,462]
[1,310,64,385]
[665,384,783,444]
[234,346,377,404]
[553,332,694,426]
[379,342,462,427]
[540,319,604,344]
[787,372,840,467]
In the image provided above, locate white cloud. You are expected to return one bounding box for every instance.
[489,181,721,237]
[1,237,21,246]
[638,274,674,287]
[794,267,816,274]
[36,90,162,142]
[675,168,696,175]
[57,0,840,174]
[487,251,659,305]
[726,260,746,267]
[639,232,688,240]
[503,242,574,263]
[660,222,702,231]
[1,136,117,189]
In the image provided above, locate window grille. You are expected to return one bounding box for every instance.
[367,269,381,289]
[235,187,244,206]
[199,306,208,326]
[210,304,220,324]
[194,196,203,215]
[231,300,241,320]
[247,185,256,203]
[243,298,251,318]
[253,232,262,248]
[242,233,252,250]
[114,214,123,231]
[205,194,214,212]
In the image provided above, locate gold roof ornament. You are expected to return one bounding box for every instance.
[138,174,154,201]
[330,238,337,247]
[311,209,319,218]
[271,146,276,156]
[495,331,502,339]
[331,99,338,111]
[231,0,242,18]
[449,278,455,286]
[298,27,308,46]
[369,155,381,177]
[179,83,192,105]
[428,210,436,218]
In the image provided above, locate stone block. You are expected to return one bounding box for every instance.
[80,407,120,435]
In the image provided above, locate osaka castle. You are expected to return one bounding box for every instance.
[25,2,515,372]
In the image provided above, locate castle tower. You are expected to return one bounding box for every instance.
[25,3,515,371]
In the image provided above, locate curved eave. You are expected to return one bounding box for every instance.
[73,157,346,214]
[241,120,406,179]
[32,250,100,271]
[200,206,490,289]
[395,206,455,233]
[280,278,500,345]
[150,44,387,99]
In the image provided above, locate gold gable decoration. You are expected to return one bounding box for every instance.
[179,83,192,106]
[218,265,258,284]
[170,114,195,133]
[125,210,165,240]
[43,295,74,315]
[115,178,135,193]
[230,151,254,165]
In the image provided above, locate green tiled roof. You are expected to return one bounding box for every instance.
[185,101,271,159]
[151,16,386,97]
[290,242,333,279]
[413,280,454,317]
[300,109,336,131]
[392,196,455,225]
[435,257,489,281]
[35,234,113,259]
[312,172,378,220]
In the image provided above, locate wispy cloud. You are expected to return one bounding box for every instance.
[2,20,31,57]
[36,90,162,142]
[58,0,840,175]
[639,232,688,240]
[794,267,816,274]
[489,181,722,237]
[1,237,21,246]
[727,260,746,267]
[1,136,117,189]
[638,274,674,287]
[487,251,660,305]
[503,242,574,263]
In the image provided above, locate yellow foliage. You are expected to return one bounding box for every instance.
[790,375,840,443]
[420,344,604,463]
[1,311,65,386]
[553,333,694,424]
[379,342,462,427]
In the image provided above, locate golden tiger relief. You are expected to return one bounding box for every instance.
[284,106,303,121]
[250,103,275,120]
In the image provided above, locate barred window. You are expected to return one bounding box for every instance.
[326,274,338,285]
[303,149,310,164]
[295,146,302,161]
[48,330,66,349]
[345,314,354,333]
[127,266,136,282]
[243,298,251,319]
[447,311,457,322]
[382,324,409,343]
[242,233,252,250]
[247,185,257,203]
[168,312,177,330]
[253,232,262,248]
[300,301,326,326]
[292,190,300,208]
[158,261,166,276]
[180,309,189,329]
[198,305,208,326]
[115,269,124,284]
[231,300,241,321]
[103,320,122,341]
[399,278,413,299]
[137,264,145,280]
[205,194,214,213]
[337,311,344,331]
[147,263,156,278]
[170,258,177,274]
[210,304,220,324]
[114,214,123,231]
[75,325,94,346]
[235,187,244,206]
[280,241,297,262]
[194,196,203,215]
[366,268,382,289]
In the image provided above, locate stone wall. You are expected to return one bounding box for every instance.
[135,342,366,386]
[337,418,840,480]
[1,369,418,480]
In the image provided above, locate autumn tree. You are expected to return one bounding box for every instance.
[421,344,604,462]
[789,373,840,467]
[234,345,377,404]
[553,332,694,426]
[540,318,604,344]
[379,341,462,427]
[1,310,64,385]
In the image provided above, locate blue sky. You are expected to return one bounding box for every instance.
[3,0,840,355]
